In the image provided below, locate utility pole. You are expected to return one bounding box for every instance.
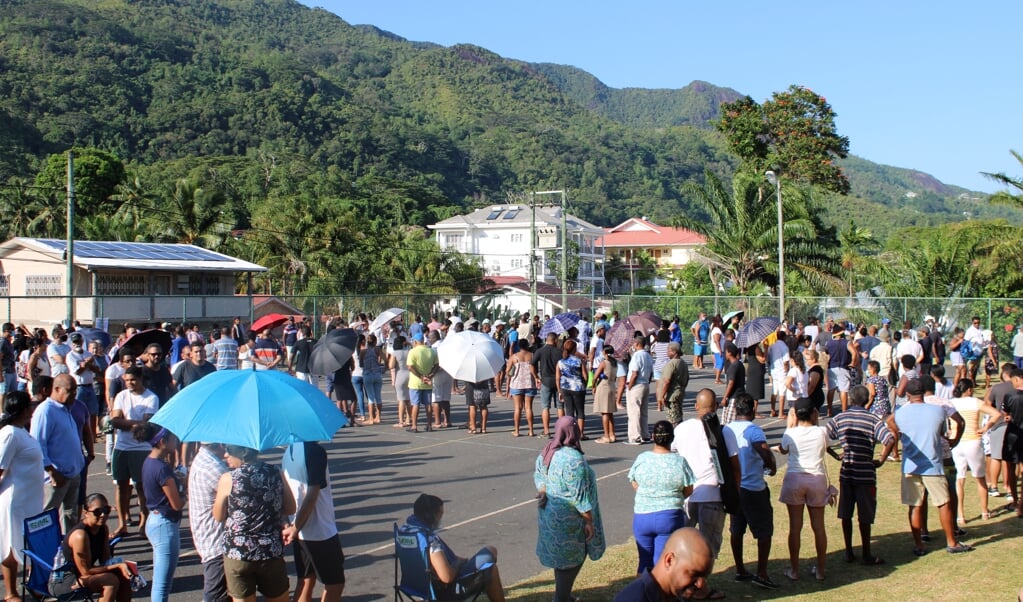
[560,190,567,312]
[66,150,75,327]
[529,192,537,315]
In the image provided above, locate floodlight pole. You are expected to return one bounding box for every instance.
[66,150,75,327]
[765,171,784,321]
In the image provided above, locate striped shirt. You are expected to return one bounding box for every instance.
[212,338,238,371]
[950,396,982,442]
[825,406,894,484]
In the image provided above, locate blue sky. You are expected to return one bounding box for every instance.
[302,1,1021,193]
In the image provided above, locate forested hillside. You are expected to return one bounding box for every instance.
[0,0,1014,295]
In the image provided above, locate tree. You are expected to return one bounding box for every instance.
[837,221,879,296]
[148,178,233,247]
[34,148,126,218]
[676,170,841,296]
[982,149,1023,208]
[717,85,850,194]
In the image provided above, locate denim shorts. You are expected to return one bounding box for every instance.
[539,383,562,410]
[509,388,538,397]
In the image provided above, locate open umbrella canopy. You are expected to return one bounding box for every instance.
[539,313,581,339]
[734,317,782,349]
[436,330,504,383]
[626,311,662,336]
[604,318,636,360]
[74,327,112,350]
[369,308,405,333]
[309,328,358,376]
[150,370,346,450]
[722,310,745,325]
[251,313,289,334]
[121,329,173,357]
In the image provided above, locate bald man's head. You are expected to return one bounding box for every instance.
[694,388,717,417]
[651,527,714,598]
[52,373,77,405]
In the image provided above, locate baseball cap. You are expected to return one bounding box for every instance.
[412,332,425,342]
[881,318,891,325]
[69,332,84,344]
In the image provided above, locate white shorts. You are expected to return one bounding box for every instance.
[828,368,851,393]
[950,351,964,367]
[771,373,787,398]
[952,439,986,479]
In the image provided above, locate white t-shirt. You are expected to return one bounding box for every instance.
[282,442,338,541]
[964,326,984,347]
[780,425,827,476]
[895,339,922,363]
[672,418,737,503]
[709,327,723,354]
[66,348,95,386]
[785,367,808,401]
[112,388,160,452]
[804,325,820,346]
[47,342,70,375]
[767,341,790,377]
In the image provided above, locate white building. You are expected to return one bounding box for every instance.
[428,204,605,291]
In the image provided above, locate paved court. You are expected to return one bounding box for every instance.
[81,366,793,600]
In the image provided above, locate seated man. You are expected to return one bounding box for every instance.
[401,494,506,601]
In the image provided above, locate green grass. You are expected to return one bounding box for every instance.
[505,461,1023,601]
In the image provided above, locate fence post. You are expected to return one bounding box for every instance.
[903,298,908,324]
[312,297,319,339]
[988,298,993,329]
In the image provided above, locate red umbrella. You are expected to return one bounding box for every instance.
[251,313,289,334]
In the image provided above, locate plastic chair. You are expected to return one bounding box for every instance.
[21,509,102,601]
[393,523,491,602]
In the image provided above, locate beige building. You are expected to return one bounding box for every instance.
[0,238,265,328]
[601,218,705,292]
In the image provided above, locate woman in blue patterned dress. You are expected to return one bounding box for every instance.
[627,420,695,574]
[555,340,590,439]
[534,416,605,602]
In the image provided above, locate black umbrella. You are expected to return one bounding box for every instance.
[74,327,112,350]
[309,328,358,376]
[121,328,173,357]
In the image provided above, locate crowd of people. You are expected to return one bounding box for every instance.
[1,307,1020,601]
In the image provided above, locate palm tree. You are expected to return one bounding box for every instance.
[982,150,1023,207]
[838,221,879,296]
[675,170,841,296]
[148,178,232,247]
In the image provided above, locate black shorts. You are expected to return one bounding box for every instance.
[730,486,773,539]
[837,481,877,524]
[294,535,346,585]
[562,390,585,418]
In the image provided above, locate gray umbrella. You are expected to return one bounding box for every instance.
[309,328,358,375]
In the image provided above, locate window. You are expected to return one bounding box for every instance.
[485,208,503,220]
[204,276,221,295]
[503,208,519,219]
[25,275,62,296]
[510,233,523,244]
[96,274,147,296]
[511,259,523,269]
[443,234,464,251]
[0,274,7,296]
[490,263,500,274]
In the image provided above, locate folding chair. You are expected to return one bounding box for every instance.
[393,523,490,602]
[22,509,94,601]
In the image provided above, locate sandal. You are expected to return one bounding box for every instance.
[594,436,610,444]
[512,432,521,437]
[862,556,885,566]
[783,568,799,581]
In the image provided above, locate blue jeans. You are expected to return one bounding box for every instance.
[632,509,685,574]
[146,512,180,602]
[351,375,366,416]
[363,371,383,406]
[0,372,16,394]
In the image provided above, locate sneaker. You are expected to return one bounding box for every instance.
[105,462,112,476]
[624,439,644,446]
[988,487,1002,497]
[920,532,931,542]
[946,542,973,554]
[752,575,780,589]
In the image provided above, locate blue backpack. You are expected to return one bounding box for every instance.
[961,340,982,362]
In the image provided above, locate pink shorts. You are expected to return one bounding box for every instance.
[779,471,830,507]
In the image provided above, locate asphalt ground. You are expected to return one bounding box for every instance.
[77,366,792,601]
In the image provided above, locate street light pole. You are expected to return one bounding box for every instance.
[765,171,784,321]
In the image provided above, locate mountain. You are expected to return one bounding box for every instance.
[0,0,1008,242]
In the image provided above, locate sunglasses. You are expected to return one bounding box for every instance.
[87,506,112,517]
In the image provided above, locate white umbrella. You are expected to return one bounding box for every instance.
[436,331,504,383]
[369,307,405,332]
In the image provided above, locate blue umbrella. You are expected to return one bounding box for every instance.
[150,370,347,450]
[734,317,781,349]
[539,312,581,338]
[74,327,112,350]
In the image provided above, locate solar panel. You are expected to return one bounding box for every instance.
[503,209,520,219]
[486,209,503,220]
[35,239,231,262]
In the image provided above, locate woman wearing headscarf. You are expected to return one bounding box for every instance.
[534,416,605,602]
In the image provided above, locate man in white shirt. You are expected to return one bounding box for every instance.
[963,316,986,380]
[868,331,894,381]
[804,318,820,349]
[895,331,924,375]
[109,365,160,538]
[673,389,739,600]
[766,332,791,418]
[626,337,653,444]
[47,328,71,376]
